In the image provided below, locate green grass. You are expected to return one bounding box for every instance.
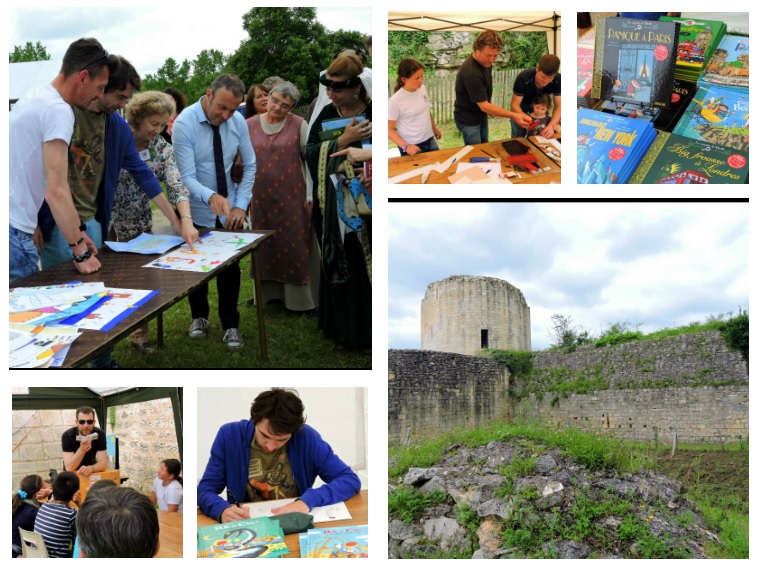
[106,254,371,369]
[390,421,749,558]
[388,489,447,525]
[388,117,515,151]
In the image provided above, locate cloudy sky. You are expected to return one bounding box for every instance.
[389,201,749,351]
[8,6,372,78]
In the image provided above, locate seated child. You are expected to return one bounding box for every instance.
[76,486,159,558]
[525,94,553,137]
[151,458,183,513]
[388,58,441,156]
[33,471,80,558]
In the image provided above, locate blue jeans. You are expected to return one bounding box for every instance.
[398,136,440,156]
[510,119,527,139]
[455,119,489,145]
[41,219,103,270]
[9,226,40,283]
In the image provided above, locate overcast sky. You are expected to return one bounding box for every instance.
[389,201,749,351]
[8,6,371,78]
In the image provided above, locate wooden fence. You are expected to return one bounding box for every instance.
[387,69,522,125]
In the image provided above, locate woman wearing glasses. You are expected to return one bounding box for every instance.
[246,82,317,315]
[305,53,372,350]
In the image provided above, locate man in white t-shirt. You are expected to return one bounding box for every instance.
[9,37,109,282]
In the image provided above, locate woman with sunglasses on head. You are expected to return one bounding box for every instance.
[246,81,317,315]
[305,53,372,350]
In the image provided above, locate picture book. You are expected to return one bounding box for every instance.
[577,27,597,107]
[197,517,289,558]
[659,16,727,82]
[653,80,698,132]
[301,525,368,558]
[598,100,660,123]
[592,17,679,108]
[629,131,749,184]
[698,34,749,91]
[577,108,657,184]
[672,84,749,152]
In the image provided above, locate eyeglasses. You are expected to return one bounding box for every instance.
[82,49,109,71]
[269,94,293,111]
[333,46,367,65]
[78,419,95,425]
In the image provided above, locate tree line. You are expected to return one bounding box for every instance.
[11,8,369,104]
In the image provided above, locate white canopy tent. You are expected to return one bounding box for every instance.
[9,60,61,105]
[388,11,561,56]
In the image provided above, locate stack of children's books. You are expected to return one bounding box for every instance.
[577,108,658,184]
[629,131,749,184]
[299,525,369,558]
[576,27,598,109]
[659,16,727,83]
[197,517,289,558]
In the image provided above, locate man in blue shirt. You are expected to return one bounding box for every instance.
[173,74,256,349]
[198,388,361,523]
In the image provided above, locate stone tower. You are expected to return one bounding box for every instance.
[421,275,531,355]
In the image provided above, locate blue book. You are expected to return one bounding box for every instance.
[577,108,657,184]
[672,85,749,152]
[698,34,749,91]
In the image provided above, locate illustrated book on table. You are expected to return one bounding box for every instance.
[629,131,749,184]
[577,108,657,184]
[197,517,289,558]
[591,16,680,109]
[299,524,368,558]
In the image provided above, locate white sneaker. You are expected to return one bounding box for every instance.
[189,318,209,339]
[223,328,244,349]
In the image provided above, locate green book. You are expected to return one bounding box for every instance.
[630,131,749,184]
[197,516,289,558]
[659,16,727,82]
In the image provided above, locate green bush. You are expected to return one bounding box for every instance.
[482,349,534,377]
[718,309,748,364]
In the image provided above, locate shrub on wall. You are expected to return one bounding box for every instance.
[719,309,749,365]
[482,349,534,377]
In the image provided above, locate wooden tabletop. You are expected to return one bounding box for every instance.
[196,490,368,558]
[388,137,561,185]
[157,511,183,558]
[9,228,273,367]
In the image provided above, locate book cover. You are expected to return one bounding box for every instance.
[630,131,749,184]
[592,17,679,108]
[197,517,289,558]
[673,84,749,152]
[659,17,727,81]
[698,34,749,90]
[653,80,698,132]
[577,27,596,100]
[577,108,657,184]
[304,525,369,558]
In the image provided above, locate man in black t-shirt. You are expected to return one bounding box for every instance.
[454,30,531,145]
[510,54,562,138]
[61,406,107,476]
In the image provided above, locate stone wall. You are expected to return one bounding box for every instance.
[388,350,512,444]
[514,385,749,444]
[421,275,531,356]
[528,331,748,389]
[514,332,749,444]
[11,399,179,494]
[389,332,748,445]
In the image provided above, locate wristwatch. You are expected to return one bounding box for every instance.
[402,145,409,153]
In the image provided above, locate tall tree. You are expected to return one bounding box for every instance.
[9,41,50,63]
[185,49,228,102]
[142,57,192,98]
[228,7,335,103]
